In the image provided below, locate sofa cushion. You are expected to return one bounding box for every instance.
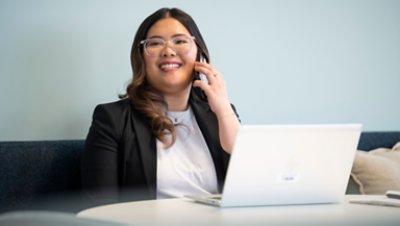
[0,140,84,213]
[351,142,400,194]
[357,132,400,151]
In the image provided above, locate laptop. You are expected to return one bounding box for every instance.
[186,124,362,207]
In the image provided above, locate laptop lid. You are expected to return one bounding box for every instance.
[219,124,361,207]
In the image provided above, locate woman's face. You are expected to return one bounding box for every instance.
[143,18,197,96]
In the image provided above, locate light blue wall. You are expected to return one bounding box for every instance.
[1,0,399,141]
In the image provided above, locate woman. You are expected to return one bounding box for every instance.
[81,7,240,206]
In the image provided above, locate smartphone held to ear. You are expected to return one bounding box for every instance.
[198,55,208,84]
[195,54,209,100]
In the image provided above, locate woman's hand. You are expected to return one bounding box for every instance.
[192,61,233,117]
[192,61,239,153]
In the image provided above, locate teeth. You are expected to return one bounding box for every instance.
[160,64,179,69]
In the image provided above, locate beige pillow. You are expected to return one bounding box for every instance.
[351,142,400,194]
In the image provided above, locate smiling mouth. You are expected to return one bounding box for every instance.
[160,63,181,71]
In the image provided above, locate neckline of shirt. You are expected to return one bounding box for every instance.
[167,107,193,125]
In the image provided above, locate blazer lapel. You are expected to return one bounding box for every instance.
[190,90,228,191]
[130,110,157,195]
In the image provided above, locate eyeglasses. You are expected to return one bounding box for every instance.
[140,34,195,56]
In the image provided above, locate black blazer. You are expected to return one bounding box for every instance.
[81,88,238,206]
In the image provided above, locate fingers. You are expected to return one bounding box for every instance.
[192,79,210,92]
[193,61,227,98]
[193,61,232,117]
[194,62,221,84]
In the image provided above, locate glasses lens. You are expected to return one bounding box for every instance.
[145,38,164,55]
[172,35,192,54]
[143,35,193,56]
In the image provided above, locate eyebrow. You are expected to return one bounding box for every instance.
[146,33,189,39]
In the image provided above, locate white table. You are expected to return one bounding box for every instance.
[77,195,400,226]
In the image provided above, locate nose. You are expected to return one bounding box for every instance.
[161,41,176,57]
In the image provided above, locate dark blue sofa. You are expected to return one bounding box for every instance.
[1,132,399,213]
[0,140,85,213]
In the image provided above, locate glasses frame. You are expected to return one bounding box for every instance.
[140,34,196,56]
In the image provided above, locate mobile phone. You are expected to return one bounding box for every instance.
[195,54,208,100]
[198,55,208,84]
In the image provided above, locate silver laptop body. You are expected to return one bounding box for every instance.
[186,124,361,207]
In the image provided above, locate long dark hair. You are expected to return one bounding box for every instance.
[121,8,210,147]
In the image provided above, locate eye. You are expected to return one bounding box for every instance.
[173,37,190,46]
[146,39,164,48]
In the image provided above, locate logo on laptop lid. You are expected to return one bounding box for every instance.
[277,156,302,183]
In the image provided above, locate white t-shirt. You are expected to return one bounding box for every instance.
[156,107,218,199]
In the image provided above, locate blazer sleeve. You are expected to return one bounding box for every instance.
[81,103,122,206]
